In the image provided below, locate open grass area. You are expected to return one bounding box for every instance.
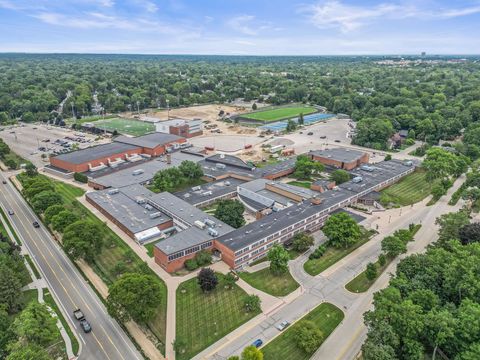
[242,106,317,122]
[17,173,168,353]
[380,169,432,207]
[1,151,30,169]
[0,206,21,244]
[262,303,344,360]
[145,242,156,258]
[345,257,393,293]
[92,118,155,136]
[24,254,41,279]
[44,289,80,355]
[176,274,260,360]
[239,268,299,297]
[287,180,312,189]
[304,229,376,276]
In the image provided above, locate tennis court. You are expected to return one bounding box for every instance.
[92,118,155,136]
[260,113,335,131]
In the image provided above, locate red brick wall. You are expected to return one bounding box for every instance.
[263,167,295,180]
[50,147,141,173]
[213,240,236,269]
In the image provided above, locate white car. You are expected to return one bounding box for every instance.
[276,320,290,331]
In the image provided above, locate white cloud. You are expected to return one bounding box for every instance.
[305,1,480,33]
[227,15,270,36]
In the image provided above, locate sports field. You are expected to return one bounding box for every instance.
[92,118,155,136]
[242,106,317,122]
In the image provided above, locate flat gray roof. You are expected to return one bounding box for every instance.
[115,133,183,149]
[86,189,171,234]
[269,182,317,199]
[256,157,297,177]
[174,177,245,206]
[155,227,213,255]
[309,148,366,163]
[90,152,204,188]
[217,159,414,251]
[53,142,139,164]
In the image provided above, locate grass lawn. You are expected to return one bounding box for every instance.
[239,268,299,297]
[380,169,433,207]
[304,229,376,276]
[243,106,317,122]
[287,180,312,189]
[145,242,156,258]
[24,254,41,279]
[262,303,344,360]
[92,118,155,136]
[17,173,168,353]
[345,258,393,293]
[176,274,261,360]
[1,151,30,169]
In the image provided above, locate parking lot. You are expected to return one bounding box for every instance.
[0,123,109,167]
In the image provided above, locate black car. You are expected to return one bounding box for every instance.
[32,221,40,228]
[334,139,341,143]
[2,180,6,184]
[80,319,92,333]
[307,132,313,135]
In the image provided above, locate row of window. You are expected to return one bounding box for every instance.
[167,241,213,262]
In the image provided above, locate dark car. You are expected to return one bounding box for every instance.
[320,135,326,139]
[307,132,313,135]
[8,210,14,215]
[334,139,341,143]
[80,319,92,333]
[252,339,263,348]
[2,180,6,184]
[32,221,40,228]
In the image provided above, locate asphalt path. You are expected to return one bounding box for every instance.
[0,171,143,360]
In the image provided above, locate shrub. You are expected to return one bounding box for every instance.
[185,259,198,271]
[195,250,212,266]
[74,172,88,183]
[309,244,327,260]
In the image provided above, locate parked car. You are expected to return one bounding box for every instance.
[276,320,290,331]
[307,132,313,135]
[320,135,326,139]
[2,180,6,184]
[334,139,341,143]
[8,210,14,216]
[32,221,40,228]
[252,339,263,348]
[80,319,92,333]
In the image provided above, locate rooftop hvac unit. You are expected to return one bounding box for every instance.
[220,154,225,159]
[132,169,144,176]
[204,218,216,228]
[216,163,226,169]
[145,204,153,211]
[191,186,201,191]
[225,181,231,186]
[202,191,213,196]
[149,212,163,219]
[194,220,206,229]
[107,189,119,195]
[208,228,218,237]
[136,198,146,204]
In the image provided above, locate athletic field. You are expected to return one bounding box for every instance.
[241,106,317,122]
[92,118,155,136]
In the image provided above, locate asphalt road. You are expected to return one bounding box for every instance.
[0,171,143,360]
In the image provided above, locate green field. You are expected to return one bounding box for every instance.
[239,268,299,297]
[176,274,260,360]
[242,106,317,122]
[345,257,392,293]
[92,118,155,136]
[380,169,433,207]
[262,303,344,360]
[304,229,376,276]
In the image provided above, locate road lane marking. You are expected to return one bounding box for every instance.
[3,182,135,360]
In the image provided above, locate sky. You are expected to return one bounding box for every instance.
[1,0,480,55]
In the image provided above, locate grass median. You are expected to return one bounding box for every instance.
[261,302,344,360]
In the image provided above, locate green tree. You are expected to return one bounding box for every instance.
[44,205,65,225]
[0,112,9,123]
[294,155,324,179]
[0,263,23,313]
[252,103,257,111]
[435,211,470,245]
[365,262,377,281]
[152,167,184,192]
[241,345,263,360]
[178,160,203,180]
[63,220,103,262]
[286,119,297,132]
[194,250,212,266]
[353,117,394,149]
[24,163,37,177]
[458,223,480,245]
[197,268,218,292]
[291,232,314,252]
[298,113,304,125]
[330,169,350,184]
[294,320,324,354]
[244,294,261,313]
[73,172,88,183]
[423,147,461,181]
[107,273,163,323]
[381,235,406,258]
[322,212,361,248]
[6,343,51,360]
[0,140,10,157]
[12,302,57,346]
[267,244,290,275]
[31,191,63,213]
[51,210,79,232]
[214,199,245,228]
